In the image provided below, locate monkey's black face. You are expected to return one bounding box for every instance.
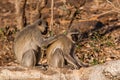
[41,26,48,35]
[70,29,81,43]
[71,33,79,42]
[38,20,48,35]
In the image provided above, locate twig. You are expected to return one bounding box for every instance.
[67,0,86,29]
[91,10,116,18]
[50,0,54,31]
[106,0,120,12]
[117,0,120,8]
[68,9,78,29]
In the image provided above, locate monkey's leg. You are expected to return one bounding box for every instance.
[64,54,81,69]
[21,49,36,68]
[49,48,64,68]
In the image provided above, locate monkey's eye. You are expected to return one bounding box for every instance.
[45,22,48,26]
[38,21,42,25]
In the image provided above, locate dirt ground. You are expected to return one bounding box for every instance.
[0,0,120,67]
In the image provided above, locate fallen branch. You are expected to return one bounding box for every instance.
[0,60,120,80]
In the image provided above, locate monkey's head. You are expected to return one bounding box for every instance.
[36,19,48,35]
[68,29,81,43]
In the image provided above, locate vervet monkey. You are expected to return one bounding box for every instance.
[46,29,85,69]
[14,19,59,68]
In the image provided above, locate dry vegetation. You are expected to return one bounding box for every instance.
[0,0,120,68]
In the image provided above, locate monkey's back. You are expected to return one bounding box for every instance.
[46,35,73,61]
[14,25,42,63]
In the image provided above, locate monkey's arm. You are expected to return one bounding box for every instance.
[36,34,62,48]
[41,36,59,47]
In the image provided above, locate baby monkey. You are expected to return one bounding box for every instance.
[46,29,86,69]
[14,19,59,68]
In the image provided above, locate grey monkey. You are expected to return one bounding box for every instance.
[14,19,59,68]
[46,29,85,69]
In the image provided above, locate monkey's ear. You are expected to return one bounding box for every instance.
[34,19,42,25]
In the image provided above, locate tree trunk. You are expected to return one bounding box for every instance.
[15,0,26,30]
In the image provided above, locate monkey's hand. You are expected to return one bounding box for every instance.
[41,46,47,50]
